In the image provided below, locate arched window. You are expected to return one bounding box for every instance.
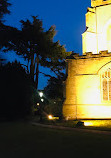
[103,78,108,100]
[102,68,111,101]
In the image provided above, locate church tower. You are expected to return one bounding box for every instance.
[82,0,111,54]
[63,0,111,120]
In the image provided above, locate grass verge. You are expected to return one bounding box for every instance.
[32,116,111,131]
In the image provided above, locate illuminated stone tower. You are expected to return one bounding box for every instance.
[63,0,111,120]
[82,0,111,54]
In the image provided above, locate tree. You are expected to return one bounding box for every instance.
[0,54,6,65]
[1,16,71,89]
[0,0,12,62]
[0,61,35,120]
[0,0,11,23]
[44,73,66,117]
[44,74,65,100]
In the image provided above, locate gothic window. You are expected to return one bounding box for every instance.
[109,79,111,100]
[102,68,111,101]
[103,79,108,100]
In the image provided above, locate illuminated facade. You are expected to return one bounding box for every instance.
[63,0,111,119]
[83,0,111,54]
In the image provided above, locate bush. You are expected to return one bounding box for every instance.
[44,99,63,118]
[0,61,35,120]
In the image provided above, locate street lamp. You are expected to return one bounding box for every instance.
[37,103,40,106]
[39,92,43,97]
[41,98,44,102]
[48,115,53,120]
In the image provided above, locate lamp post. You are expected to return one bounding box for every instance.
[39,92,44,102]
[38,91,44,122]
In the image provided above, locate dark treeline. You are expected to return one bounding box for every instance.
[0,61,34,120]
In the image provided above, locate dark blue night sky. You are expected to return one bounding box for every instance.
[3,0,91,89]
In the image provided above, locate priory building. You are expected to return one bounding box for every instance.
[63,0,111,119]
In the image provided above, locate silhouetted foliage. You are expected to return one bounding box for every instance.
[44,74,66,117]
[0,61,35,120]
[0,0,11,23]
[0,54,6,65]
[0,16,71,89]
[0,0,12,63]
[44,75,64,100]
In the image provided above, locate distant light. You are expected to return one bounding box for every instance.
[84,122,93,126]
[39,92,43,97]
[37,103,40,106]
[41,99,44,102]
[48,115,53,120]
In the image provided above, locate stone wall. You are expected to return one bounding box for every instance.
[63,51,111,120]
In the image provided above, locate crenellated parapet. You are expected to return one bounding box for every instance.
[67,50,111,60]
[91,0,111,7]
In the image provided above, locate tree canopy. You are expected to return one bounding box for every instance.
[44,75,65,100]
[0,16,71,89]
[0,0,11,23]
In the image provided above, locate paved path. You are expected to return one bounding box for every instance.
[31,122,111,135]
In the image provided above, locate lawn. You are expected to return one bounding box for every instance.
[53,119,111,131]
[0,121,111,158]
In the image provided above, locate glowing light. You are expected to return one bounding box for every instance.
[83,120,111,127]
[39,92,43,97]
[37,103,39,106]
[84,122,93,126]
[48,115,53,120]
[41,99,44,102]
[48,115,59,120]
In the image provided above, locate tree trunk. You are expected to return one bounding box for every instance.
[30,53,35,83]
[35,56,39,89]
